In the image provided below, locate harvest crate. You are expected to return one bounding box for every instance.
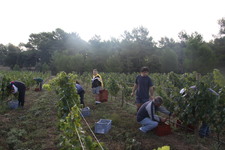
[34,88,40,92]
[8,100,19,109]
[81,107,91,117]
[154,123,172,136]
[99,89,108,102]
[95,119,112,134]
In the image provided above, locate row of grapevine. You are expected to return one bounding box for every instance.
[77,70,225,145]
[45,72,104,150]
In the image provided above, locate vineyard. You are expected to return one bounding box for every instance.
[0,70,225,150]
[0,71,50,109]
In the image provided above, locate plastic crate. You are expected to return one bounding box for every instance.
[154,123,172,136]
[81,107,91,117]
[95,119,112,134]
[8,100,19,109]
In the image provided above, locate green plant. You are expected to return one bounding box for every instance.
[47,72,104,150]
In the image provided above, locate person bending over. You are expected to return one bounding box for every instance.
[7,81,26,107]
[75,81,85,107]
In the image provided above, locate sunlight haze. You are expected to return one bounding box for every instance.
[0,0,224,45]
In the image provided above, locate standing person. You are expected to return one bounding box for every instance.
[137,96,172,133]
[92,69,103,104]
[131,67,154,112]
[75,81,85,107]
[7,81,26,107]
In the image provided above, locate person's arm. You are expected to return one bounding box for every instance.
[131,76,139,96]
[157,106,172,116]
[131,84,138,96]
[149,86,154,100]
[12,85,18,94]
[149,77,154,100]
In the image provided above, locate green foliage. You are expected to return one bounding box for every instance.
[184,32,215,73]
[108,78,120,97]
[51,51,85,73]
[6,128,27,149]
[213,69,225,87]
[80,70,225,142]
[160,48,178,73]
[0,71,49,103]
[105,54,123,72]
[47,72,103,150]
[48,72,79,117]
[13,64,20,71]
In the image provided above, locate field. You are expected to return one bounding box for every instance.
[0,71,225,150]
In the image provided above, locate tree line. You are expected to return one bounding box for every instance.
[0,18,224,74]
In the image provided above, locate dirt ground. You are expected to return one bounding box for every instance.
[0,89,59,150]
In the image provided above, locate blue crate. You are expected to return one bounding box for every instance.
[95,119,112,134]
[81,107,91,117]
[8,100,19,109]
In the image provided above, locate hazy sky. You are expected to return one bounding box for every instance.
[0,0,224,45]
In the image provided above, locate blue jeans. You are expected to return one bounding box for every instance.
[139,118,158,133]
[199,123,210,137]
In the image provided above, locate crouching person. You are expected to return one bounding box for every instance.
[7,81,26,108]
[137,96,172,133]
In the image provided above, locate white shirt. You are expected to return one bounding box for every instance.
[12,85,18,94]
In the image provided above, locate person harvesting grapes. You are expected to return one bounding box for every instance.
[92,69,103,104]
[7,81,26,108]
[137,96,173,133]
[75,81,85,107]
[131,67,154,111]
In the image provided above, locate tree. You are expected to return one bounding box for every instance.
[105,54,123,72]
[0,44,7,65]
[160,48,178,73]
[218,18,225,36]
[183,32,215,73]
[4,44,21,69]
[51,51,84,73]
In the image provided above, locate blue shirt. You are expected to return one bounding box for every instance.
[135,75,153,99]
[76,84,84,93]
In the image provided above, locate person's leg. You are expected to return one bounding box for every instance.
[137,99,149,111]
[136,98,142,112]
[136,98,149,112]
[139,118,158,133]
[40,81,43,91]
[18,98,22,107]
[205,126,210,137]
[80,91,85,107]
[95,86,101,103]
[18,90,25,107]
[199,122,208,138]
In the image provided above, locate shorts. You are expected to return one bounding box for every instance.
[136,98,149,104]
[92,86,101,94]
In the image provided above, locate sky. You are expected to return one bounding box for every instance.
[0,0,224,45]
